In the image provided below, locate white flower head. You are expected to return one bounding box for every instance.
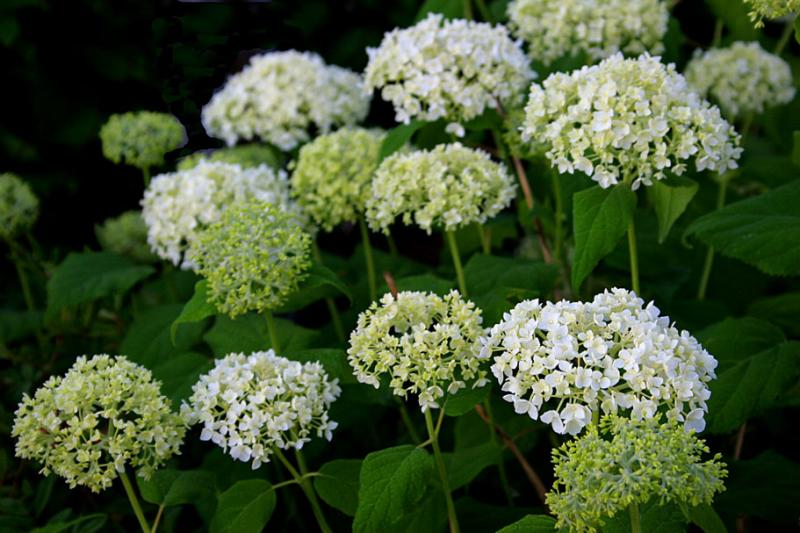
[183,351,341,469]
[365,13,534,134]
[481,288,718,435]
[523,53,742,189]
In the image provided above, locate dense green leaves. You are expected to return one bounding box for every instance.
[210,479,276,533]
[379,121,423,161]
[496,514,557,533]
[137,469,215,507]
[314,459,362,516]
[443,384,490,417]
[171,280,215,343]
[443,442,501,490]
[204,314,319,355]
[649,176,698,243]
[275,262,351,313]
[121,304,205,368]
[689,504,727,533]
[151,352,212,402]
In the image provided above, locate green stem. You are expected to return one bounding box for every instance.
[711,19,724,48]
[294,449,333,533]
[119,470,150,533]
[425,410,460,533]
[9,244,36,313]
[311,243,346,342]
[552,173,564,265]
[462,0,473,19]
[265,310,281,353]
[774,14,797,55]
[396,398,422,444]
[474,0,492,22]
[627,220,641,295]
[359,216,377,301]
[386,228,400,258]
[142,166,151,188]
[629,502,642,533]
[151,505,165,533]
[483,399,513,505]
[697,178,729,300]
[445,231,468,297]
[476,224,491,254]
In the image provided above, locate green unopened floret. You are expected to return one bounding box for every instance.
[0,172,39,240]
[95,211,155,263]
[100,111,185,171]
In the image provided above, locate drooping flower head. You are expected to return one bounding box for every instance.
[202,50,370,151]
[507,0,669,66]
[178,144,282,171]
[480,288,717,436]
[12,355,186,493]
[547,415,727,532]
[192,201,312,318]
[348,290,487,412]
[141,161,304,270]
[365,13,535,136]
[183,350,341,469]
[95,211,156,263]
[685,41,795,120]
[523,53,742,189]
[291,127,384,232]
[0,172,39,240]
[99,111,186,171]
[366,143,516,234]
[743,0,800,27]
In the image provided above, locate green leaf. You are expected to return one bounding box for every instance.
[444,385,489,417]
[210,479,276,533]
[496,514,557,533]
[748,292,800,336]
[705,0,758,41]
[649,176,698,243]
[46,251,154,318]
[171,280,215,344]
[151,352,212,403]
[284,348,356,384]
[121,304,205,368]
[689,504,726,533]
[204,314,319,356]
[31,514,107,533]
[275,262,351,313]
[601,500,686,533]
[443,442,501,490]
[793,131,800,166]
[697,317,785,367]
[414,0,463,21]
[353,445,434,532]
[685,180,800,276]
[571,185,637,290]
[0,309,42,343]
[314,459,361,517]
[383,489,447,533]
[137,469,216,507]
[379,121,422,161]
[393,274,453,295]
[795,16,800,45]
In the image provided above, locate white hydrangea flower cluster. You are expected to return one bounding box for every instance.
[348,291,487,412]
[507,0,668,66]
[141,161,303,270]
[366,143,516,234]
[743,0,800,27]
[12,355,186,493]
[479,288,717,436]
[202,50,370,150]
[183,351,341,469]
[685,41,795,120]
[365,13,534,137]
[523,53,742,189]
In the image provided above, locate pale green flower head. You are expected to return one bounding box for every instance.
[0,172,39,240]
[95,210,156,263]
[177,144,282,171]
[685,41,795,120]
[743,0,800,27]
[290,127,384,232]
[192,201,312,318]
[523,53,742,189]
[547,415,727,532]
[507,0,668,66]
[366,143,516,234]
[347,290,488,412]
[12,354,186,493]
[99,111,185,170]
[182,350,341,469]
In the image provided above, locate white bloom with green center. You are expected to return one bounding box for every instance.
[348,290,487,412]
[366,143,516,234]
[12,355,186,493]
[480,288,717,436]
[202,50,370,150]
[95,211,155,263]
[141,161,304,270]
[743,0,800,27]
[685,41,795,120]
[365,13,534,136]
[523,53,742,189]
[290,127,384,231]
[191,201,312,318]
[507,0,668,66]
[183,350,341,469]
[0,173,39,240]
[547,415,727,532]
[99,111,185,171]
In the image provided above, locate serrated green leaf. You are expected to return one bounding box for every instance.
[689,504,726,533]
[46,251,154,318]
[747,292,800,336]
[210,479,276,533]
[685,180,800,276]
[650,176,698,243]
[203,314,319,356]
[353,445,434,532]
[121,304,205,368]
[379,121,422,161]
[571,184,637,290]
[444,385,489,417]
[284,348,356,384]
[138,469,216,507]
[496,514,557,533]
[314,459,361,517]
[697,317,785,367]
[151,352,212,403]
[276,262,351,313]
[443,442,501,490]
[171,280,215,344]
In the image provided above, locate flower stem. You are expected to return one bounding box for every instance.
[629,502,642,533]
[142,166,151,188]
[425,410,460,533]
[265,310,281,353]
[274,449,332,533]
[462,0,473,19]
[476,224,491,254]
[626,220,641,294]
[311,243,346,342]
[483,399,514,505]
[445,231,468,297]
[396,398,422,444]
[474,0,492,22]
[774,14,797,55]
[697,178,729,300]
[359,216,377,301]
[386,228,400,258]
[552,173,565,264]
[6,238,36,313]
[119,470,150,533]
[151,504,165,533]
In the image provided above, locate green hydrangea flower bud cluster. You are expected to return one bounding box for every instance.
[547,415,727,532]
[95,211,155,263]
[99,111,185,171]
[507,0,669,66]
[685,41,795,120]
[743,0,800,27]
[0,172,39,240]
[290,127,384,232]
[177,144,282,171]
[12,355,186,493]
[366,143,516,234]
[348,290,488,412]
[192,201,312,318]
